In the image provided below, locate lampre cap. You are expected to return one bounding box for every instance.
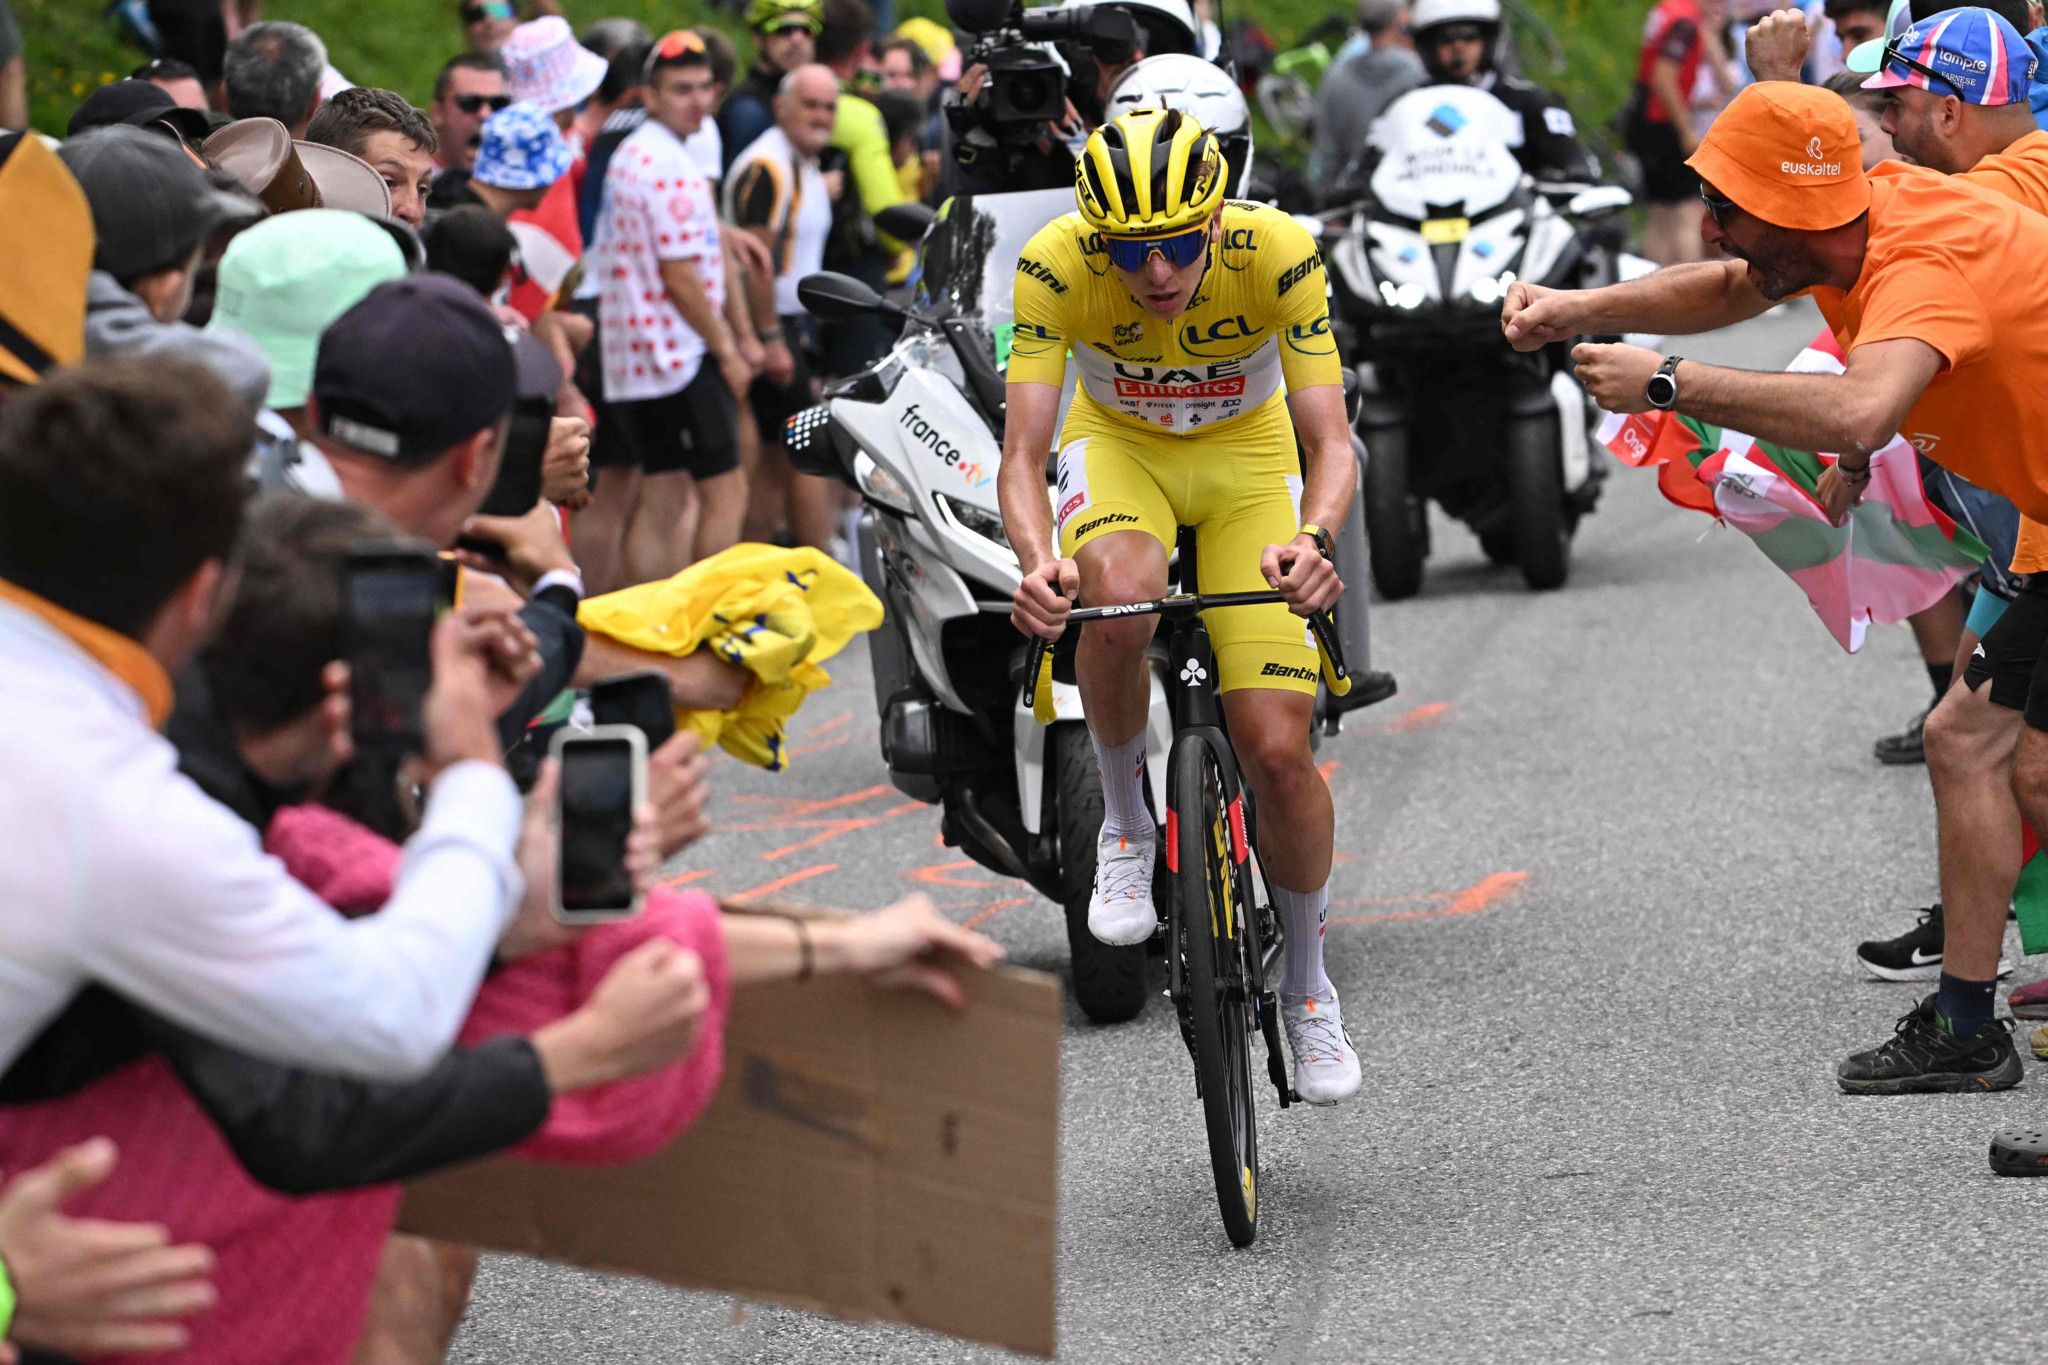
[1862,8,2037,107]
[1685,82,1870,232]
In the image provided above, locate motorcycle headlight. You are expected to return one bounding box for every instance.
[1466,270,1517,307]
[1378,280,1428,311]
[935,493,1017,565]
[853,451,916,515]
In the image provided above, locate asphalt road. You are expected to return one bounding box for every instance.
[453,300,2048,1362]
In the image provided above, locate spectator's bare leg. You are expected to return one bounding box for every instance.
[691,468,748,562]
[572,466,640,597]
[627,470,700,583]
[349,1236,478,1365]
[789,468,844,551]
[1927,683,2024,981]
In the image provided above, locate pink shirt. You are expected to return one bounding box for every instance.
[596,119,726,403]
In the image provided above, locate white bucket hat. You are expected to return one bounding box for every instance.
[501,16,608,114]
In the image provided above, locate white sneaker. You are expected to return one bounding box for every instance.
[1282,991,1362,1105]
[1088,827,1157,946]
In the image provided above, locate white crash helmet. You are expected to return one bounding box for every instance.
[1410,0,1502,26]
[1106,53,1254,196]
[1091,0,1200,57]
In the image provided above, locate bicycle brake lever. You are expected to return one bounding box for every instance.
[1306,610,1352,696]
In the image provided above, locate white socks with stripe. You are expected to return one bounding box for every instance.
[1090,729,1153,839]
[1274,880,1332,1000]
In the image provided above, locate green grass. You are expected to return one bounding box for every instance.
[22,0,1639,163]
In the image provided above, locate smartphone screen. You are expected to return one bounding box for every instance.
[557,732,642,920]
[343,549,440,754]
[589,670,675,749]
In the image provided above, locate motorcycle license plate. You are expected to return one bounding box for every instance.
[1420,217,1470,245]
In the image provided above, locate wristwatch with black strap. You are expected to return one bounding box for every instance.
[1299,523,1335,562]
[1645,355,1682,412]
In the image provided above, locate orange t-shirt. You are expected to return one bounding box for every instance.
[1957,132,2048,573]
[1807,161,2048,531]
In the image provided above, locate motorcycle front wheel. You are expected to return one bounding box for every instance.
[1362,424,1426,601]
[1506,412,1570,591]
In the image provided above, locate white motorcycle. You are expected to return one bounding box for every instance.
[791,191,1387,1024]
[1321,84,1632,596]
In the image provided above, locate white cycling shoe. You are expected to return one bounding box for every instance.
[1282,990,1362,1105]
[1088,827,1157,946]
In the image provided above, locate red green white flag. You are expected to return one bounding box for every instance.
[1597,330,1988,654]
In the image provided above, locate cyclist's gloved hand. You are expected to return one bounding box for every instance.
[1012,557,1079,640]
[1263,536,1343,618]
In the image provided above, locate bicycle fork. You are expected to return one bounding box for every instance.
[1163,625,1297,1110]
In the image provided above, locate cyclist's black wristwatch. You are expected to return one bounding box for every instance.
[1299,523,1335,562]
[1645,355,1682,412]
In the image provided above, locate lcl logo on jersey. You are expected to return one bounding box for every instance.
[1180,314,1260,355]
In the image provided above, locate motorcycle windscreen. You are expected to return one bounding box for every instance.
[1367,85,1526,224]
[913,187,1081,435]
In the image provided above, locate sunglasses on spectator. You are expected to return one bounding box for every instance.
[763,22,814,37]
[1102,227,1209,272]
[1880,39,1965,98]
[453,93,513,115]
[650,30,709,60]
[1699,184,1739,227]
[461,1,515,24]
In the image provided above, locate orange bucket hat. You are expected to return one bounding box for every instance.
[1686,82,1871,232]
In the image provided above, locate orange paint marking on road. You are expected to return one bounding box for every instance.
[723,785,893,823]
[758,803,922,861]
[1318,759,1342,783]
[786,733,853,760]
[660,868,714,889]
[1382,701,1454,733]
[802,710,852,738]
[1328,870,1528,926]
[726,863,839,903]
[963,897,1033,930]
[912,859,1010,891]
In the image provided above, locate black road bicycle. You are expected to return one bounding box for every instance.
[1022,531,1368,1246]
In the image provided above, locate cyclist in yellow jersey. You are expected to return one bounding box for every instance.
[999,107,1363,1103]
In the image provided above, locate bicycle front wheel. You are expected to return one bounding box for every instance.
[1170,731,1260,1247]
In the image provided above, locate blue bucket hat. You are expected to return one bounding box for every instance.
[473,101,572,192]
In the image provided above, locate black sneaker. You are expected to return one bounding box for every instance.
[1856,903,1947,981]
[1837,994,2023,1094]
[1874,703,1930,766]
[1989,1126,2048,1176]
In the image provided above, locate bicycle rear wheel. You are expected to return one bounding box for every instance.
[1170,731,1260,1247]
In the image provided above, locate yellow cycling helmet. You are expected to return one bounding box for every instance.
[746,0,822,34]
[1075,107,1226,240]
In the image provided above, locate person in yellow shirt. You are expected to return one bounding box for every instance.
[1000,109,1363,1103]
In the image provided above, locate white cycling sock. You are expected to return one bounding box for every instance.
[1274,880,1332,1000]
[1090,728,1153,839]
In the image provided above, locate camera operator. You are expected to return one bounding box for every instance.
[938,0,1198,198]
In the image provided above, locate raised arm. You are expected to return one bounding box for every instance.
[1502,259,1771,348]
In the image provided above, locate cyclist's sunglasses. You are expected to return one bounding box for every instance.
[461,1,515,24]
[1699,184,1738,228]
[1102,227,1209,272]
[1880,38,1965,98]
[454,93,513,115]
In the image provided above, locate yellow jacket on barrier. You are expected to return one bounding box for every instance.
[577,545,883,771]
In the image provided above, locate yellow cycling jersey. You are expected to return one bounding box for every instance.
[1007,200,1343,435]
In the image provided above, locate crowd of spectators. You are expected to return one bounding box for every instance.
[0,2,1013,1359]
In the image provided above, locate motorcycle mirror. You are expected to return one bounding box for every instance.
[796,271,905,321]
[1566,186,1633,217]
[875,202,938,243]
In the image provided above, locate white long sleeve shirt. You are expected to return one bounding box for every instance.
[0,598,524,1081]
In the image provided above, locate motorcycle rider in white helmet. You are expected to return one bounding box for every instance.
[1104,51,1254,193]
[1410,0,1600,182]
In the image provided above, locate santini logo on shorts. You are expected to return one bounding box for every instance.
[1782,134,1840,176]
[1260,661,1318,683]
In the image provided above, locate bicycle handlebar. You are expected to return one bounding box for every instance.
[1022,591,1351,724]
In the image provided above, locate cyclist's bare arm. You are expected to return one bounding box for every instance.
[999,380,1077,638]
[1502,259,1768,351]
[1287,384,1358,537]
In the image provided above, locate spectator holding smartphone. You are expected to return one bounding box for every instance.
[0,357,523,1082]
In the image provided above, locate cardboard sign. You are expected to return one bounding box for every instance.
[399,964,1061,1358]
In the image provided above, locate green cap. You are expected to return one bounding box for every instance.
[205,209,406,411]
[1845,0,1913,75]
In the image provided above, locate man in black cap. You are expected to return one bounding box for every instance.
[308,274,746,743]
[66,78,213,143]
[58,126,271,412]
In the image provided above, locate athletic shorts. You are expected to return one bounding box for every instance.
[1053,396,1320,697]
[749,317,818,442]
[1962,573,2048,729]
[606,362,740,479]
[1626,117,1700,205]
[1922,463,2022,602]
